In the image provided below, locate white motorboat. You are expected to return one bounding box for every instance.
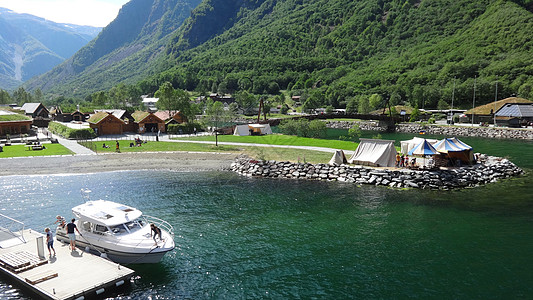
[56,200,175,264]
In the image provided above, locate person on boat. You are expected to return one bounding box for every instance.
[66,218,81,251]
[54,215,66,228]
[150,223,163,245]
[45,227,56,257]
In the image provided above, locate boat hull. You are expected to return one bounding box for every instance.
[56,232,172,264]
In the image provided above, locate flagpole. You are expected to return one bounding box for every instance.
[472,76,476,127]
[493,77,498,126]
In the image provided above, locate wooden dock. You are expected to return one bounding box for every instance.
[0,228,134,300]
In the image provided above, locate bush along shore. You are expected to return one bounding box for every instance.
[231,155,524,190]
[325,121,533,140]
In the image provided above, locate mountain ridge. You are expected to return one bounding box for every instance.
[23,0,533,110]
[25,0,202,96]
[0,7,101,90]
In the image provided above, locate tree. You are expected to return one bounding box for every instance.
[0,89,11,104]
[12,87,31,105]
[346,97,358,114]
[108,83,128,108]
[345,123,362,142]
[235,90,257,115]
[368,94,383,111]
[155,82,193,121]
[358,96,371,114]
[92,91,108,106]
[33,89,43,102]
[410,105,420,122]
[203,100,233,146]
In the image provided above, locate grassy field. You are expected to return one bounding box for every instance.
[0,143,74,158]
[83,140,334,163]
[83,140,244,153]
[173,134,359,151]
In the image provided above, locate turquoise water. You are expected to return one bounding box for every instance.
[1,135,532,299]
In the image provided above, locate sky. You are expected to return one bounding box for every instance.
[0,0,130,27]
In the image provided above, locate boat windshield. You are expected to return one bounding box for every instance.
[110,219,145,235]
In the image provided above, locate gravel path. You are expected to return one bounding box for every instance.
[0,152,237,176]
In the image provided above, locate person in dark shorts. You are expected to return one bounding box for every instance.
[150,223,163,245]
[66,218,81,250]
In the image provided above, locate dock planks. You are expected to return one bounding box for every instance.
[0,229,134,300]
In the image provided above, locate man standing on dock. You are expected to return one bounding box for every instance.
[66,219,81,251]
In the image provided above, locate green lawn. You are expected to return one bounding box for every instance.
[173,134,359,151]
[83,140,334,163]
[0,143,74,158]
[82,140,244,153]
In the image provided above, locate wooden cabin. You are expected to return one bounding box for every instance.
[0,112,32,136]
[88,112,125,135]
[132,111,165,133]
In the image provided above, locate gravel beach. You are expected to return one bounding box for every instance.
[0,152,238,176]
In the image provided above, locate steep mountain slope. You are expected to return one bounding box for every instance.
[0,8,101,90]
[157,0,533,108]
[27,0,533,110]
[26,0,202,96]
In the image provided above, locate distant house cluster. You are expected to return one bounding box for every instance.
[0,102,188,137]
[86,110,186,135]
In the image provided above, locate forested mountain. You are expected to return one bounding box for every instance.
[0,8,100,90]
[25,0,202,96]
[27,0,533,111]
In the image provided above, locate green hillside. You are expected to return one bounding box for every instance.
[21,0,533,111]
[153,0,533,110]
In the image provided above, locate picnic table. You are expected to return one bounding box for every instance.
[26,145,44,151]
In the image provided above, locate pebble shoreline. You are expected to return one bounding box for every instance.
[231,155,524,190]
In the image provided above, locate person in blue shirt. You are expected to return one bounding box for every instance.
[45,227,56,257]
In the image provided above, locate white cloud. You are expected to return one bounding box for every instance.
[0,0,130,27]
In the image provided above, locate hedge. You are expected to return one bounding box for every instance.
[167,122,202,134]
[48,122,96,139]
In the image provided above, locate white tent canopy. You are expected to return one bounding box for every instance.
[234,124,250,136]
[234,123,273,136]
[249,123,273,135]
[348,139,397,167]
[400,137,438,154]
[328,150,348,165]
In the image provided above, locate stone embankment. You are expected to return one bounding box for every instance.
[325,121,533,140]
[231,155,523,190]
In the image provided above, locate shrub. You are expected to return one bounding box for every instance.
[279,119,326,138]
[167,122,202,134]
[48,122,96,139]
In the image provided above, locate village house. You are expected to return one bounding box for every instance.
[132,111,165,133]
[21,103,49,118]
[141,96,159,112]
[87,111,125,135]
[0,110,33,137]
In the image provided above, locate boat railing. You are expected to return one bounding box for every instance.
[0,213,26,243]
[143,215,174,239]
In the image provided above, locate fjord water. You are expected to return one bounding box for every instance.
[1,136,532,299]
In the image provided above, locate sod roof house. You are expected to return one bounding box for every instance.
[0,110,32,136]
[88,111,125,135]
[132,111,165,133]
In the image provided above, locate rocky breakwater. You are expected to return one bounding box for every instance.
[396,124,533,140]
[231,155,523,190]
